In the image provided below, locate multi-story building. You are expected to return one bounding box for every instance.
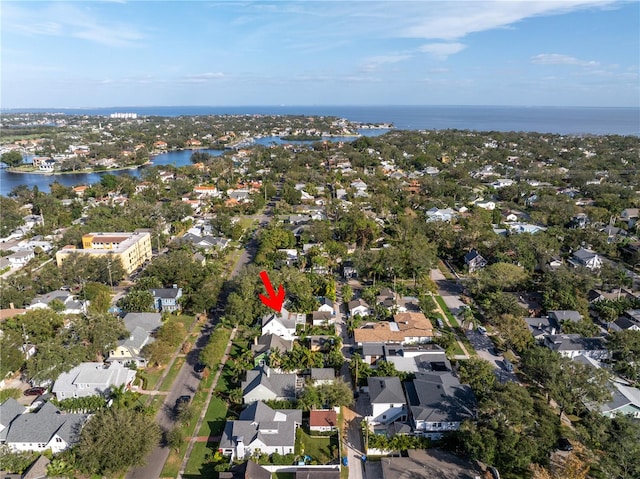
[55,231,152,275]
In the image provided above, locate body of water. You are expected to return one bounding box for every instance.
[1,105,638,195]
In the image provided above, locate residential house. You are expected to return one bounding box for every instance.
[123,312,163,335]
[544,334,610,360]
[600,380,640,418]
[568,247,603,270]
[525,317,558,342]
[7,250,34,268]
[425,207,456,223]
[107,326,153,367]
[316,297,335,314]
[311,311,334,326]
[0,398,25,444]
[28,290,87,315]
[251,334,294,367]
[219,401,301,459]
[307,335,334,352]
[348,298,370,317]
[620,208,639,227]
[464,249,487,273]
[382,344,450,374]
[361,342,385,366]
[219,461,272,479]
[609,314,640,332]
[1,401,88,453]
[52,362,137,399]
[261,308,305,341]
[404,370,476,440]
[354,312,434,346]
[367,376,407,425]
[149,285,183,312]
[309,409,338,432]
[548,310,582,328]
[241,365,297,404]
[305,368,336,386]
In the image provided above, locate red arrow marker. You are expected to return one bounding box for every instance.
[259,270,285,313]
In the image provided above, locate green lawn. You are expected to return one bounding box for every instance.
[435,296,459,327]
[184,396,229,475]
[159,357,186,391]
[296,429,338,464]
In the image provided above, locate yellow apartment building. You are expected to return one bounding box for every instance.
[56,231,153,275]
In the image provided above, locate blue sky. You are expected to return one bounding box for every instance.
[2,1,638,108]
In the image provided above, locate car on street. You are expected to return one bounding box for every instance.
[24,387,46,396]
[175,395,191,409]
[342,457,348,467]
[558,437,573,451]
[477,325,487,335]
[194,363,206,373]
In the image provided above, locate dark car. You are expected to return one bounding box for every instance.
[558,437,573,451]
[24,387,46,396]
[194,363,206,373]
[175,395,191,408]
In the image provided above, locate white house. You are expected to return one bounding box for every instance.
[261,309,302,341]
[219,401,301,460]
[348,298,370,317]
[52,362,137,399]
[1,400,88,453]
[569,247,603,270]
[367,376,407,425]
[404,371,476,440]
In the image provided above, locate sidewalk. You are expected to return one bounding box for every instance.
[431,294,471,359]
[177,327,237,478]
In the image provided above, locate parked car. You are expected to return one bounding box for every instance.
[477,325,487,335]
[24,387,46,396]
[503,359,514,372]
[175,395,191,409]
[194,363,206,373]
[342,457,348,467]
[558,437,573,451]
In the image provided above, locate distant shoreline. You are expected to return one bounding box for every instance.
[6,164,145,175]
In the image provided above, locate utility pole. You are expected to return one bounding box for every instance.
[107,257,113,290]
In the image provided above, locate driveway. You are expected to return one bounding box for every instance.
[343,407,364,479]
[430,268,466,316]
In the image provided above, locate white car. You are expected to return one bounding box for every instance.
[477,325,487,335]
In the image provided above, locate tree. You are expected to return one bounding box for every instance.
[457,358,496,399]
[1,150,24,167]
[607,330,640,381]
[75,408,161,475]
[493,314,534,354]
[119,290,155,312]
[341,285,353,304]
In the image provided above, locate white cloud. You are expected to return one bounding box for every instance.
[2,2,145,48]
[181,72,225,83]
[531,53,600,67]
[419,42,466,59]
[360,54,412,71]
[399,1,619,40]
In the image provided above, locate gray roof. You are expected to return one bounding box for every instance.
[242,366,296,401]
[404,371,476,424]
[29,290,72,307]
[601,382,640,415]
[123,312,163,333]
[525,317,557,337]
[368,376,406,405]
[548,310,582,323]
[309,368,336,380]
[262,309,298,330]
[295,469,340,479]
[0,398,25,440]
[52,362,136,398]
[22,455,50,479]
[251,334,293,355]
[546,334,607,352]
[362,342,385,356]
[4,401,87,446]
[150,287,182,299]
[220,401,301,451]
[572,247,599,262]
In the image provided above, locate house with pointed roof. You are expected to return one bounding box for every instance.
[309,409,338,432]
[261,308,305,341]
[568,247,603,270]
[219,401,301,459]
[107,326,153,367]
[149,285,183,312]
[52,362,137,399]
[251,333,294,367]
[464,249,487,273]
[544,334,609,360]
[241,365,297,404]
[404,370,476,439]
[2,401,88,453]
[0,398,25,444]
[367,376,407,425]
[348,298,370,317]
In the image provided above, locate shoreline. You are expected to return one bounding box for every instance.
[6,164,146,176]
